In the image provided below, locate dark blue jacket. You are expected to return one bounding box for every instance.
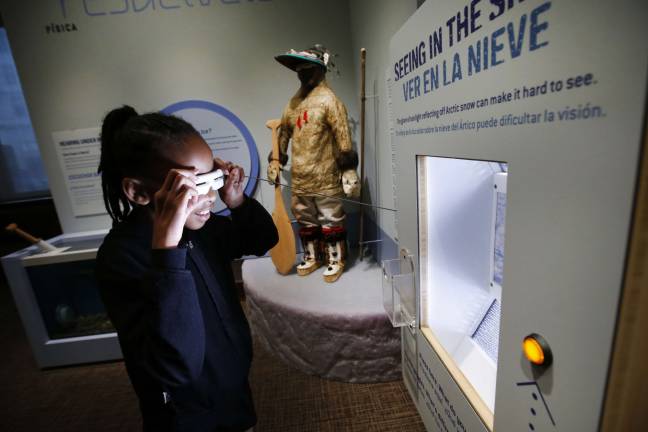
[96,197,278,432]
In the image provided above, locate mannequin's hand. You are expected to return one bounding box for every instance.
[214,158,245,209]
[267,160,281,184]
[342,170,360,198]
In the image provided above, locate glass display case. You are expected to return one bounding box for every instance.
[27,258,114,340]
[1,230,122,368]
[416,156,508,416]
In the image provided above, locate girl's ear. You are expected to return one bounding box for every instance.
[122,178,151,206]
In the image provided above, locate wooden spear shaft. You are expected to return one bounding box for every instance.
[359,48,367,260]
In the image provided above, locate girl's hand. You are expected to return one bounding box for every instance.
[214,158,246,209]
[152,169,212,249]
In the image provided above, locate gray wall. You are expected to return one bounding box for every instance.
[1,0,360,233]
[348,0,417,255]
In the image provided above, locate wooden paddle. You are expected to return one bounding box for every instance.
[5,223,58,252]
[266,119,296,274]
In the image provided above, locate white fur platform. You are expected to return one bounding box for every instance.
[242,255,401,383]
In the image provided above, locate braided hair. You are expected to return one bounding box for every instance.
[98,105,199,224]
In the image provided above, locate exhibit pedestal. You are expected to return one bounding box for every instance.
[242,255,401,383]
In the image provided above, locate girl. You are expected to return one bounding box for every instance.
[95,105,278,432]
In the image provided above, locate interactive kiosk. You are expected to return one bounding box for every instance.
[385,0,648,430]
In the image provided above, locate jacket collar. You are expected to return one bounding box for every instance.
[112,205,154,240]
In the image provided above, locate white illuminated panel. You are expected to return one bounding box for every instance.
[417,156,507,415]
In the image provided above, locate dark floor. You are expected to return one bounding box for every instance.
[0,277,425,432]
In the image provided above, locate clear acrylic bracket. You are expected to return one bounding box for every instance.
[382,248,416,329]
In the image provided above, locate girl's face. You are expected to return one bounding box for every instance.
[168,134,217,230]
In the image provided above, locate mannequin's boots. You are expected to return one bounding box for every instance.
[296,226,322,276]
[322,227,347,283]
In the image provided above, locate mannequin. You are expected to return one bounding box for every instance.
[268,45,360,283]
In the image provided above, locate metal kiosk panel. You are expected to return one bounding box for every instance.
[388,0,648,430]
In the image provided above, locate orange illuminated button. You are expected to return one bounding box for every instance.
[523,333,552,366]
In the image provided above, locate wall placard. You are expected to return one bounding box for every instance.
[52,128,105,218]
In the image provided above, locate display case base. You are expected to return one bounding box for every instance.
[242,255,401,383]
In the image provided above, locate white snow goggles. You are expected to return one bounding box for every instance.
[195,169,225,195]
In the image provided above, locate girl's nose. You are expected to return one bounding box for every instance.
[205,188,218,201]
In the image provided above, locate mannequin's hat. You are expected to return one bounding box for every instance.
[275,44,333,72]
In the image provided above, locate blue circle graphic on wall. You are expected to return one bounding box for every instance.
[162,100,260,215]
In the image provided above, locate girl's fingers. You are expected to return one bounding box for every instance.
[176,168,199,182]
[214,158,231,176]
[231,166,244,189]
[229,166,243,182]
[235,166,245,180]
[223,169,236,191]
[177,185,196,210]
[160,169,177,192]
[214,157,226,170]
[214,158,231,175]
[172,174,197,195]
[229,167,239,183]
[187,194,213,213]
[164,169,199,191]
[217,158,244,173]
[157,174,199,217]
